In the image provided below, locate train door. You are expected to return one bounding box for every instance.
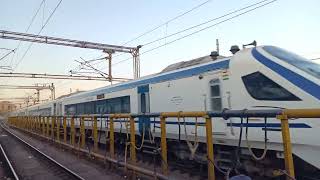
[209,79,222,112]
[209,79,227,134]
[137,85,150,135]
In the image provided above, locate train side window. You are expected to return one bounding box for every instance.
[210,79,222,111]
[242,72,301,101]
[121,96,131,113]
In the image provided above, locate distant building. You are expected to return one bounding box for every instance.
[0,101,17,114]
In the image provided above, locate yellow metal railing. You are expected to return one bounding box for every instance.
[7,109,319,180]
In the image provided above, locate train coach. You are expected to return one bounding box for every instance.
[12,45,320,179]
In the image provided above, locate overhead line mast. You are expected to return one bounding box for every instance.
[0,30,142,81]
[0,83,55,102]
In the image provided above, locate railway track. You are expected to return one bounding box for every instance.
[0,143,19,180]
[0,123,85,180]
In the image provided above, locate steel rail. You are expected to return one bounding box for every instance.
[0,124,85,180]
[7,118,169,180]
[0,143,19,180]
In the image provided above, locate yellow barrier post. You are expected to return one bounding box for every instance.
[22,116,24,129]
[42,117,45,135]
[80,117,85,149]
[63,117,67,143]
[25,117,27,130]
[29,117,31,130]
[34,117,37,132]
[36,117,38,132]
[51,116,55,139]
[205,115,215,180]
[110,117,115,159]
[25,116,27,129]
[30,117,33,131]
[33,117,36,132]
[38,116,41,133]
[35,117,37,132]
[56,116,60,142]
[33,117,35,132]
[30,117,32,131]
[93,116,98,152]
[71,117,75,146]
[129,116,137,177]
[160,116,168,176]
[278,114,295,180]
[46,117,50,137]
[27,117,29,130]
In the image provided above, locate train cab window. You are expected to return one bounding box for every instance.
[242,72,301,101]
[210,79,222,111]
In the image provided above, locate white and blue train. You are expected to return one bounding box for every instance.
[11,45,320,178]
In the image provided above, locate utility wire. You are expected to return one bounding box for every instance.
[0,48,14,51]
[71,0,276,78]
[10,0,46,67]
[0,49,16,61]
[85,0,213,69]
[13,0,63,71]
[122,0,212,46]
[112,0,277,66]
[144,0,277,54]
[70,0,212,74]
[98,0,275,68]
[143,0,271,47]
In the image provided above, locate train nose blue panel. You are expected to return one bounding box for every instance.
[137,85,150,135]
[138,116,150,135]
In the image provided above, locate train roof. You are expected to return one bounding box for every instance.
[62,55,230,101]
[161,55,226,73]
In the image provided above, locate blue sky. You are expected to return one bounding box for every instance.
[0,0,319,103]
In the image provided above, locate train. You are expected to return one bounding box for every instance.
[10,45,320,179]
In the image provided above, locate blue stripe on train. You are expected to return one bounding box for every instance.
[252,48,320,100]
[226,122,311,128]
[111,120,311,128]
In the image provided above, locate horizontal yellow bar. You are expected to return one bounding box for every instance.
[283,109,320,118]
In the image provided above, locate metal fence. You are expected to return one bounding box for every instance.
[7,109,319,180]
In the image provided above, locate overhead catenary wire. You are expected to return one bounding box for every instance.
[0,49,15,61]
[143,0,272,47]
[70,0,212,75]
[69,0,277,87]
[122,0,212,46]
[111,0,278,67]
[0,48,14,51]
[13,0,63,71]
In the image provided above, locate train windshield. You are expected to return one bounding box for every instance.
[263,46,320,79]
